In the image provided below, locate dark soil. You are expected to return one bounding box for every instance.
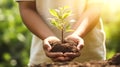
[50,40,78,53]
[108,53,120,65]
[31,53,120,67]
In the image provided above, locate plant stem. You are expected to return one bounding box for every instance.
[61,29,64,43]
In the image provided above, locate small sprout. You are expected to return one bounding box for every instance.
[49,6,73,43]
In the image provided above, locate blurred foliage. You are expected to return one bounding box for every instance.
[0,0,31,67]
[0,0,120,67]
[101,0,120,59]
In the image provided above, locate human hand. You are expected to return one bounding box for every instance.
[43,36,68,62]
[65,34,84,50]
[43,35,84,62]
[64,34,84,60]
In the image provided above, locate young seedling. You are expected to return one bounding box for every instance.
[49,6,78,53]
[49,6,73,43]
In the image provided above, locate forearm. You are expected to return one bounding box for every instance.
[19,2,54,40]
[72,7,100,38]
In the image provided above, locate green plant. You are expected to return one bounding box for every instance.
[49,6,73,43]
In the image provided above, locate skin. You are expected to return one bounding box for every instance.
[18,1,101,62]
[18,1,54,40]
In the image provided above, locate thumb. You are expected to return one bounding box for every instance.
[77,39,84,50]
[43,40,52,51]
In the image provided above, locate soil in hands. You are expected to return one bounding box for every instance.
[50,40,79,53]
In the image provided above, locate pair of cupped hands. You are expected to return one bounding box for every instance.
[43,34,84,62]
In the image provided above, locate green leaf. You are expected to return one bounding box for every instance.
[62,13,70,19]
[66,29,74,32]
[50,19,61,30]
[50,19,58,27]
[62,10,72,19]
[65,24,71,30]
[49,9,58,18]
[49,6,73,33]
[66,10,72,14]
[65,24,74,32]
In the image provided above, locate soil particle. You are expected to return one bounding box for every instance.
[31,61,120,67]
[31,53,120,67]
[108,53,120,65]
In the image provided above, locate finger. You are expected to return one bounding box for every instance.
[64,52,80,58]
[77,39,84,50]
[46,52,64,58]
[43,39,52,51]
[43,43,51,51]
[52,56,71,62]
[51,57,65,62]
[77,44,84,50]
[54,52,80,61]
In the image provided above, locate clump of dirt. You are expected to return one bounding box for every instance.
[50,40,78,53]
[108,53,120,65]
[31,61,119,67]
[31,53,120,67]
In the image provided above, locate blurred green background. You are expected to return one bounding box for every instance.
[0,0,120,67]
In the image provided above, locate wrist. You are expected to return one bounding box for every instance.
[41,34,55,40]
[44,36,56,40]
[72,31,84,38]
[72,32,80,37]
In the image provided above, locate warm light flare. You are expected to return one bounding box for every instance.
[101,0,120,23]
